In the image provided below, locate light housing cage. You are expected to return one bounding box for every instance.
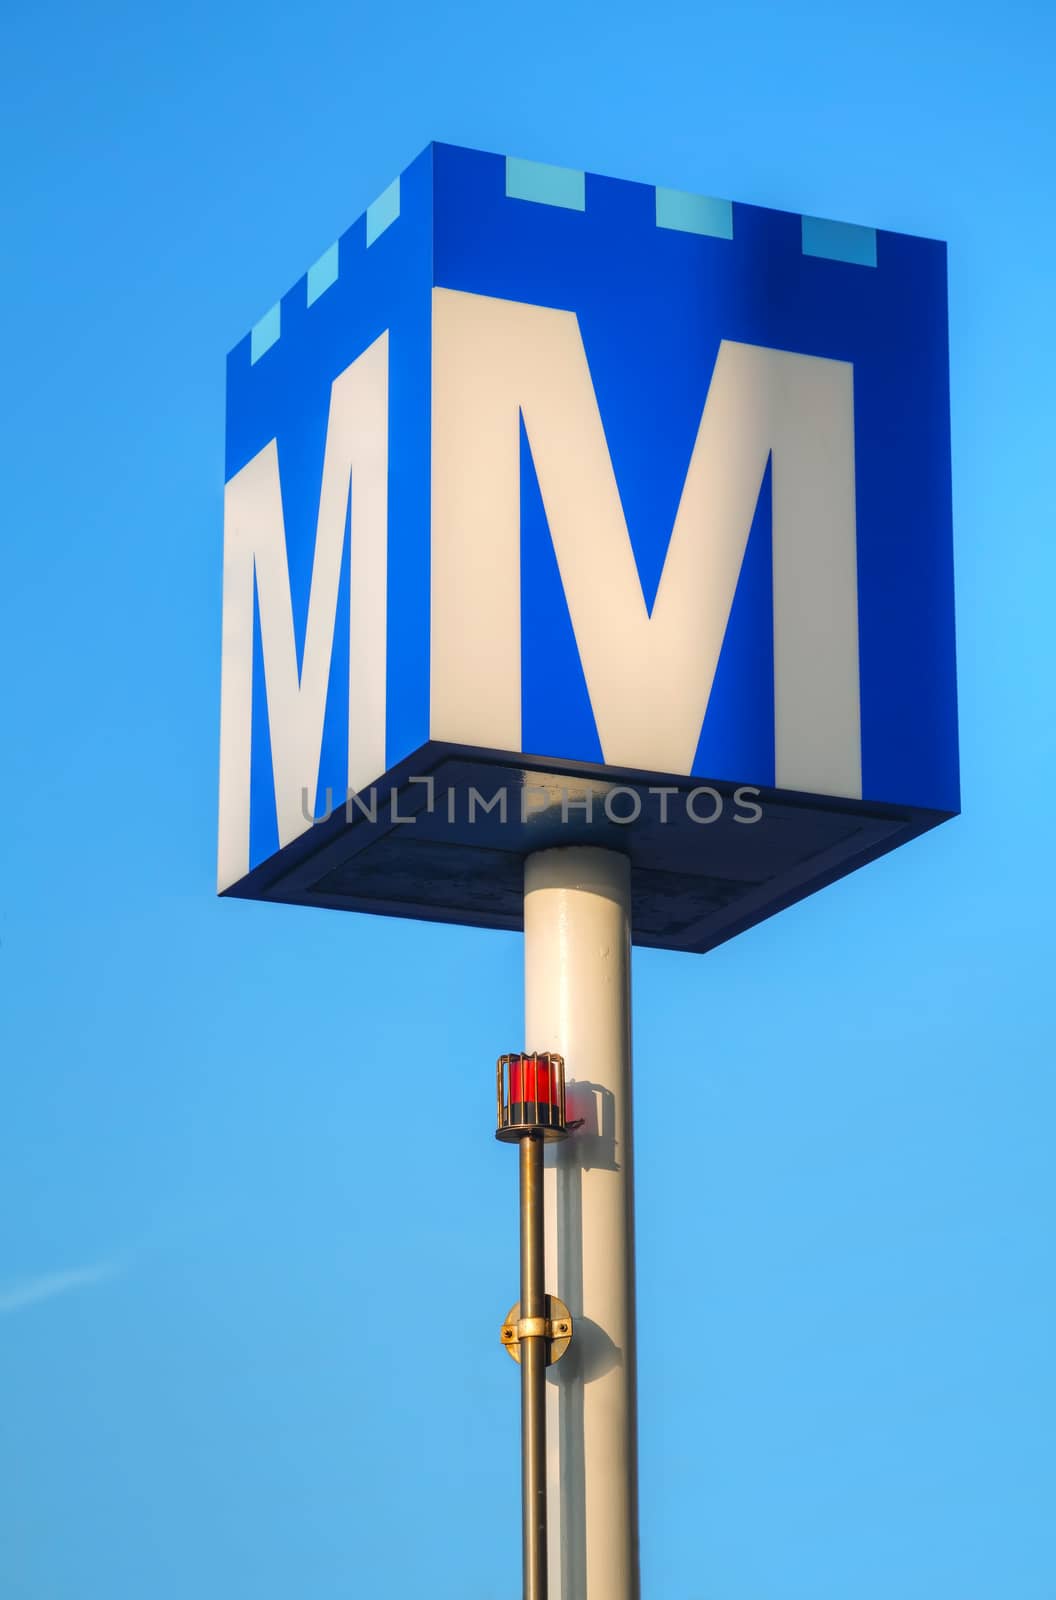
[496,1052,568,1143]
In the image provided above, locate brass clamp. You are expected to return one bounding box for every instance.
[499,1294,573,1366]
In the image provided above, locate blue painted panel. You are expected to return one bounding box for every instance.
[225,147,433,873]
[693,456,775,785]
[431,143,957,813]
[249,569,279,867]
[520,417,604,766]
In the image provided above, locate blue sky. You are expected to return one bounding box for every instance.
[2,1,1054,1596]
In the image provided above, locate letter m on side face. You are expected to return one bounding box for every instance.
[218,331,388,891]
[430,289,861,803]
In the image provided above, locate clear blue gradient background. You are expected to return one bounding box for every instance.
[1,2,1053,1595]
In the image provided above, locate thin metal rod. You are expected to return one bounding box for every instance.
[520,1131,547,1600]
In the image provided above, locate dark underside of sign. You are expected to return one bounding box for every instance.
[222,743,954,955]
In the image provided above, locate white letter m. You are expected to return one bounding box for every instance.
[430,289,861,800]
[218,331,388,890]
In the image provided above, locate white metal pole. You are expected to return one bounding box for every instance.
[524,845,639,1600]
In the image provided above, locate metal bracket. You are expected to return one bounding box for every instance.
[500,1294,573,1366]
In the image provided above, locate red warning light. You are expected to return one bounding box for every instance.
[496,1052,568,1143]
[509,1055,559,1108]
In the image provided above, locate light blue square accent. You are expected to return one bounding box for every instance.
[366,178,400,246]
[306,242,339,305]
[801,214,877,267]
[250,302,280,363]
[505,156,585,212]
[655,187,733,240]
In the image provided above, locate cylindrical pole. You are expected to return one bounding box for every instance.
[520,1132,547,1600]
[525,846,639,1600]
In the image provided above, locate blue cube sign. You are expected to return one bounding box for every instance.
[219,144,957,953]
